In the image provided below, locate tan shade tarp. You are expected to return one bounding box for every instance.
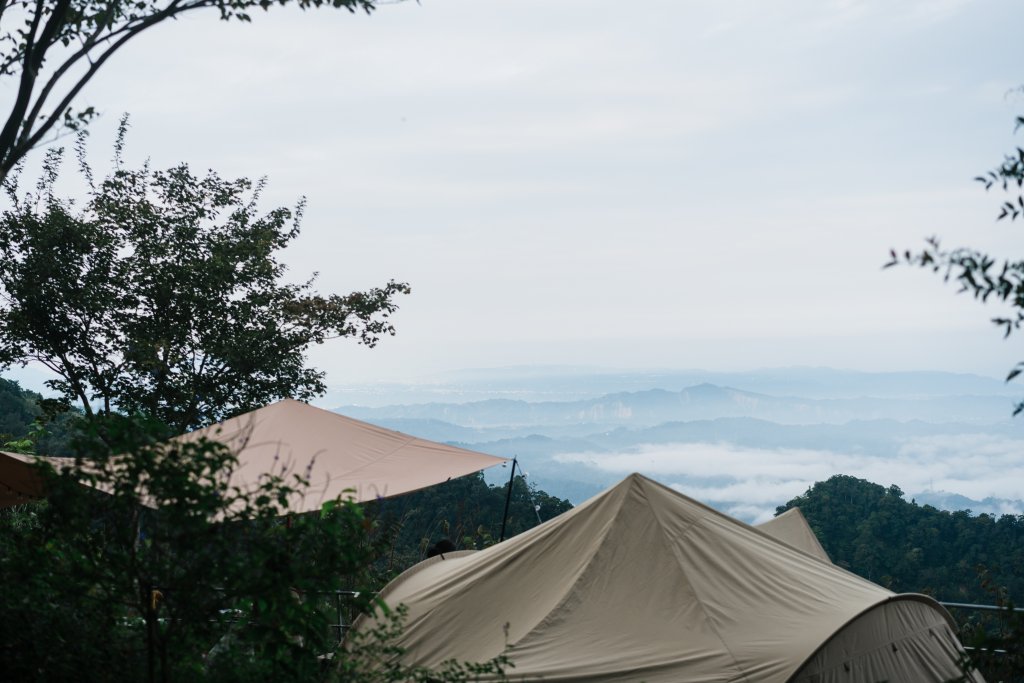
[1,400,505,513]
[757,506,831,562]
[360,473,974,682]
[173,399,506,511]
[0,450,46,507]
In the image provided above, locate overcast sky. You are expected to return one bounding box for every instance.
[11,0,1024,388]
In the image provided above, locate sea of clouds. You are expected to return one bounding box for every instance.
[553,433,1024,523]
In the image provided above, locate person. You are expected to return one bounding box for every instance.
[425,538,456,558]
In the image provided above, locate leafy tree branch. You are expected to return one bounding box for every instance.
[886,112,1024,414]
[0,0,378,181]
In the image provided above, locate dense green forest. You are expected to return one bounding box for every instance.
[0,379,75,455]
[0,378,39,437]
[367,471,573,576]
[780,475,1024,603]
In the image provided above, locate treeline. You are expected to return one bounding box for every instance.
[780,475,1024,603]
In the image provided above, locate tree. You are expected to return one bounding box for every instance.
[0,0,377,182]
[886,112,1024,413]
[0,123,410,434]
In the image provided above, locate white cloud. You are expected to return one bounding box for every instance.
[554,434,1024,521]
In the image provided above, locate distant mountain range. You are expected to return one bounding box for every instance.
[338,382,1016,428]
[322,366,1019,407]
[364,416,1024,460]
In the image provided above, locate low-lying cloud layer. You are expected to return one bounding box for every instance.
[553,433,1024,523]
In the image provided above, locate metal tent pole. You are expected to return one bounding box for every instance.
[498,456,518,543]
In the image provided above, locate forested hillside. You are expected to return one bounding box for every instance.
[780,475,1024,603]
[0,378,43,440]
[366,472,573,577]
[0,379,75,455]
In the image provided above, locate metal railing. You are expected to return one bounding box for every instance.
[940,601,1024,614]
[940,601,1021,657]
[324,590,363,643]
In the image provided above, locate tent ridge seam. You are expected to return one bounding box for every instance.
[505,483,632,647]
[649,496,754,683]
[667,518,757,683]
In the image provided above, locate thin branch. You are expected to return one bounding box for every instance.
[5,0,208,176]
[22,18,112,127]
[30,0,202,119]
[0,0,48,165]
[51,349,95,417]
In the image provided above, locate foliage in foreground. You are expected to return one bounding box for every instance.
[0,416,508,683]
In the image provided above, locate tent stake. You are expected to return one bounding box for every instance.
[498,456,518,543]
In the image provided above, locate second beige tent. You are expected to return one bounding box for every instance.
[757,506,831,562]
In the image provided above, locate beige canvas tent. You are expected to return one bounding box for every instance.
[359,473,979,682]
[757,506,831,562]
[0,400,506,512]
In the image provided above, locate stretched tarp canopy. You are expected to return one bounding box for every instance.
[0,400,506,513]
[757,506,831,562]
[358,473,980,682]
[172,399,507,511]
[0,450,48,507]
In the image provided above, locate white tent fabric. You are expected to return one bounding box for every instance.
[757,507,831,562]
[172,399,506,510]
[0,400,506,512]
[359,473,978,682]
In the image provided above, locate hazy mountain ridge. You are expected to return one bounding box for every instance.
[339,383,1015,428]
[324,367,1019,407]
[367,416,1024,458]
